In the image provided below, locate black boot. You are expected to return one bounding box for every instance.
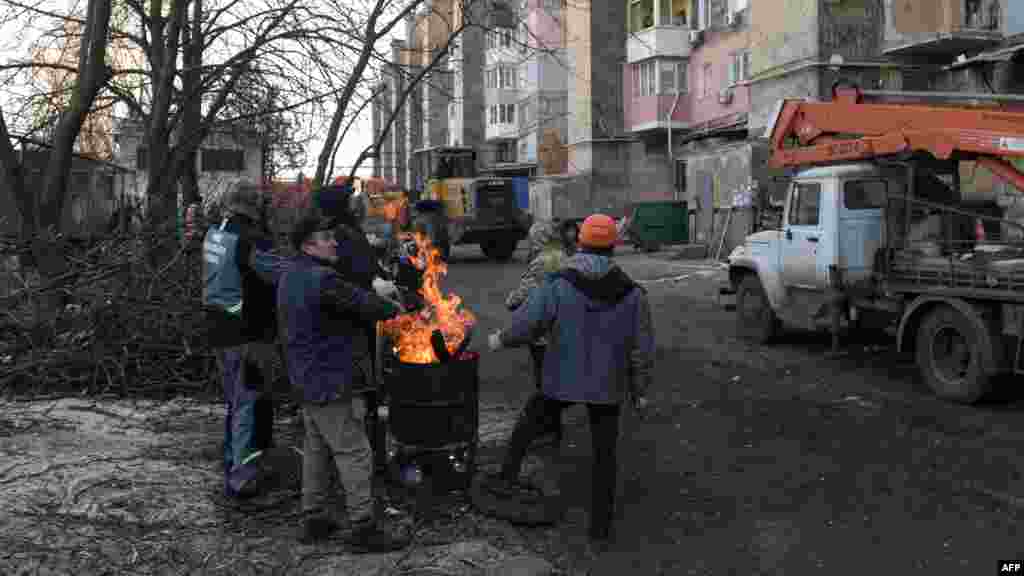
[346,517,410,553]
[299,514,340,545]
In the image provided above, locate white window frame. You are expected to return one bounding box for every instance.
[636,60,656,97]
[701,63,712,98]
[676,61,688,93]
[659,60,676,94]
[729,50,751,86]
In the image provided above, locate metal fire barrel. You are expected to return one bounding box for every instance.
[385,351,480,492]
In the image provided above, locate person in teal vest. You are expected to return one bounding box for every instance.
[202,181,279,500]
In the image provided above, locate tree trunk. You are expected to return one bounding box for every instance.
[181,0,202,207]
[27,0,113,341]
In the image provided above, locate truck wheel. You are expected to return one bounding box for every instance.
[481,237,518,262]
[735,275,779,344]
[915,306,990,404]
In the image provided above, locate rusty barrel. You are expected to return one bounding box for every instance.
[385,351,480,492]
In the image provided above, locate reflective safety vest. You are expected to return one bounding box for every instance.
[202,218,244,316]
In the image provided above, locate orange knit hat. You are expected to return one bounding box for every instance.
[578,214,618,249]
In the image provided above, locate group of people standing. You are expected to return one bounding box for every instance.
[199,180,656,559]
[200,181,409,552]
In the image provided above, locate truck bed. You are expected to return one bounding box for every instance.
[885,247,1024,298]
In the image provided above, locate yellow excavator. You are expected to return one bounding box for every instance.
[408,146,531,261]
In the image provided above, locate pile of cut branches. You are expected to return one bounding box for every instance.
[0,227,224,398]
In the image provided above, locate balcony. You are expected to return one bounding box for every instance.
[883,0,1002,59]
[627,0,692,63]
[627,26,693,64]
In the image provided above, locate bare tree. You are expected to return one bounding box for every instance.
[0,0,112,331]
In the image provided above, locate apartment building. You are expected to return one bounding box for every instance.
[376,0,673,221]
[624,0,759,247]
[621,0,1020,253]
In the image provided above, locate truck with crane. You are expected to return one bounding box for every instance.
[723,84,1024,404]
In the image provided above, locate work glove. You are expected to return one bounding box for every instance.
[487,331,503,352]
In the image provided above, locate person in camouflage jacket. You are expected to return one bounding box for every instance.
[505,220,567,445]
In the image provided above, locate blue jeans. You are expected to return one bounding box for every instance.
[222,342,275,495]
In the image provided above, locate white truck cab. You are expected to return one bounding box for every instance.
[728,163,897,338]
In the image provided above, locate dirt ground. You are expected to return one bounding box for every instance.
[3,245,1023,575]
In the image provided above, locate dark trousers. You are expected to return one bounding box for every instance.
[222,342,275,494]
[528,344,562,439]
[501,395,621,540]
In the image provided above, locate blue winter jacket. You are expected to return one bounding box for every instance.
[277,254,400,404]
[500,253,655,405]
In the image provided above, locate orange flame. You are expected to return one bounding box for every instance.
[380,232,476,363]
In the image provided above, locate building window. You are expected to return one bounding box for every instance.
[729,50,751,85]
[201,148,245,172]
[487,69,497,88]
[499,65,516,88]
[676,61,688,92]
[674,160,686,195]
[498,103,517,124]
[659,60,675,94]
[489,105,497,125]
[633,60,656,97]
[496,141,516,163]
[501,28,513,47]
[788,182,821,226]
[629,0,654,33]
[701,63,712,98]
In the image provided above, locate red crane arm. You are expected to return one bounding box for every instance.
[767,87,1024,191]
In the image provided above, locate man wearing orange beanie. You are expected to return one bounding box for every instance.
[488,213,655,553]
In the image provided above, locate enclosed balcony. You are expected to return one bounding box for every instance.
[627,0,692,64]
[883,0,1003,59]
[623,60,690,133]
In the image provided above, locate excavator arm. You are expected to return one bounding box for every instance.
[767,86,1024,191]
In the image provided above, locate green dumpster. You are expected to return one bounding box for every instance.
[627,201,688,252]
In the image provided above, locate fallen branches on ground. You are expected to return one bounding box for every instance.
[0,227,229,398]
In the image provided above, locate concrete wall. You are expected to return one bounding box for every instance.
[749,0,818,78]
[530,139,673,219]
[748,65,819,138]
[819,0,883,60]
[682,140,754,247]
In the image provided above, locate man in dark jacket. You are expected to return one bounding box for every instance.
[201,182,279,500]
[488,214,655,550]
[309,183,389,469]
[278,209,409,551]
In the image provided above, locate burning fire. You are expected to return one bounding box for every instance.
[380,232,476,363]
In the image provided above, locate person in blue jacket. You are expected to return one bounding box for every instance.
[201,182,279,500]
[487,214,655,551]
[278,209,410,551]
[309,183,390,468]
